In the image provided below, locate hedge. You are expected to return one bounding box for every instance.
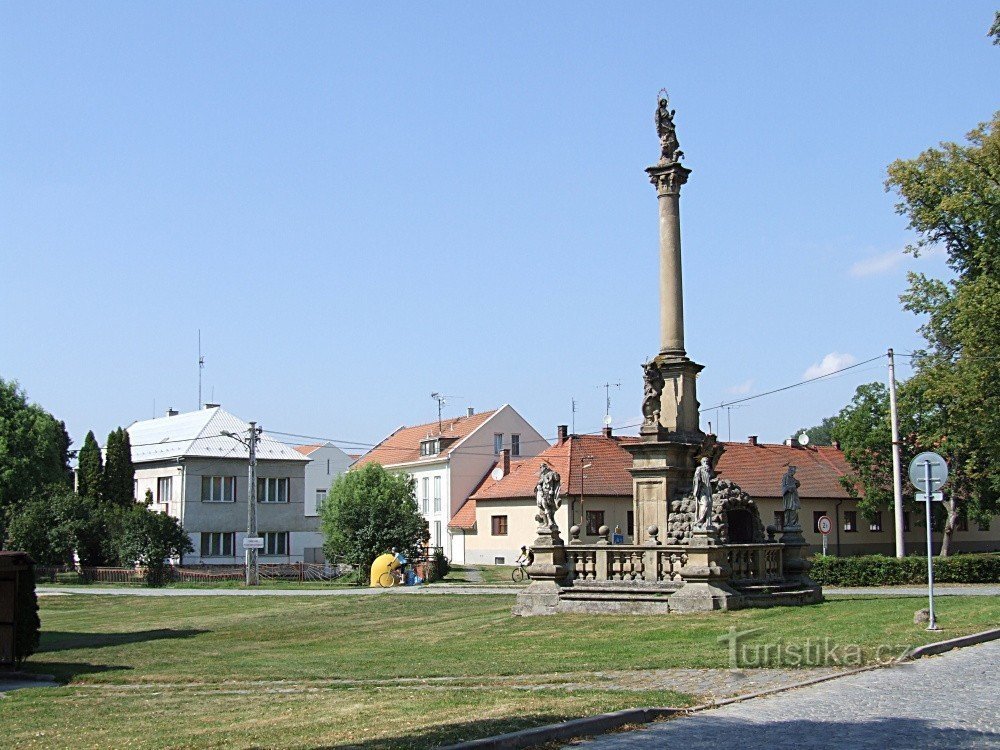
[810,552,1000,586]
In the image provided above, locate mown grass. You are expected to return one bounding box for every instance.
[3,593,996,749]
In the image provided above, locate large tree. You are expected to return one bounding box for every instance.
[77,430,104,501]
[320,463,428,582]
[793,416,838,446]
[104,427,135,507]
[114,506,193,586]
[0,377,72,544]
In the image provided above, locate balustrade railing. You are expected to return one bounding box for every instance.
[725,544,784,584]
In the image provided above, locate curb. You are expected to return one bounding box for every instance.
[440,628,1000,750]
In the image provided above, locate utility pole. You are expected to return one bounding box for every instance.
[222,422,263,585]
[887,348,905,558]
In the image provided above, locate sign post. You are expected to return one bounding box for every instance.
[817,515,833,556]
[908,451,948,631]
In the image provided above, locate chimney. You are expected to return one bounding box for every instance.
[602,425,613,438]
[784,438,795,447]
[204,403,220,410]
[467,407,474,417]
[500,448,510,476]
[556,424,568,445]
[166,408,178,417]
[748,435,758,446]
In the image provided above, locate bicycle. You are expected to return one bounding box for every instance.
[511,562,530,583]
[378,567,404,588]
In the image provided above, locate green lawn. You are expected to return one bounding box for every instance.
[3,593,997,749]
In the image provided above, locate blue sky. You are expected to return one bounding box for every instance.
[2,2,997,452]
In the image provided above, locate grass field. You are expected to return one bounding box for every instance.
[3,593,997,749]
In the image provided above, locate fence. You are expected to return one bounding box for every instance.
[35,562,351,585]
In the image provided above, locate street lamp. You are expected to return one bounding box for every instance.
[222,423,263,586]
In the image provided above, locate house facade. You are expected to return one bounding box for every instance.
[450,429,999,564]
[128,406,318,565]
[293,442,353,563]
[354,405,547,564]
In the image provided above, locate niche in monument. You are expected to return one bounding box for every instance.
[725,508,756,544]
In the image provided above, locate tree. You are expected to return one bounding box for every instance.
[77,430,104,501]
[6,488,115,567]
[0,377,72,544]
[114,506,193,586]
[320,463,428,582]
[882,110,1000,555]
[104,427,135,507]
[793,416,838,446]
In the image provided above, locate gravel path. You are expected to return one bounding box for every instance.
[567,640,1000,749]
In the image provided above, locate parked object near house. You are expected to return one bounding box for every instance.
[353,405,547,564]
[127,405,316,565]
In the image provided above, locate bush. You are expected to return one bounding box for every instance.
[432,550,450,582]
[810,552,1000,586]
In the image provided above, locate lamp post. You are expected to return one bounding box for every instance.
[579,456,594,532]
[222,423,263,586]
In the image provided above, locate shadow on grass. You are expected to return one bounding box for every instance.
[315,714,1000,750]
[38,629,209,653]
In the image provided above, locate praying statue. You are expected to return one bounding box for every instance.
[534,462,562,532]
[655,96,684,164]
[693,456,715,529]
[781,465,801,529]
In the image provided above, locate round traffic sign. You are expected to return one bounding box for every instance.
[817,515,833,535]
[908,451,949,492]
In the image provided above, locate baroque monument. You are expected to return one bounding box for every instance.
[514,92,822,615]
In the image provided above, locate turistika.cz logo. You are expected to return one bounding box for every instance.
[717,627,915,668]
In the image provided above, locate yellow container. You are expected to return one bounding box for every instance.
[370,553,399,587]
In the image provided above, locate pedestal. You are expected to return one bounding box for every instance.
[668,527,742,612]
[512,526,568,617]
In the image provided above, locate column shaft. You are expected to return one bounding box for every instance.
[658,191,685,355]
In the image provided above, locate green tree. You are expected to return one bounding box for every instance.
[0,377,72,544]
[320,463,428,582]
[6,488,112,567]
[77,430,104,501]
[793,416,838,446]
[114,506,193,586]
[104,427,135,507]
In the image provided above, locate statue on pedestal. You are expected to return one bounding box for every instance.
[642,359,664,428]
[655,96,684,165]
[693,456,715,529]
[534,462,562,532]
[781,466,801,529]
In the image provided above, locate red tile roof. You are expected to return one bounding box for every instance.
[293,444,324,456]
[354,409,500,469]
[715,442,852,500]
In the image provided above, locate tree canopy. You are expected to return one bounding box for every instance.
[320,463,428,581]
[104,427,135,507]
[115,506,193,586]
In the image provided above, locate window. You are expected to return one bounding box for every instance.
[494,433,503,454]
[869,512,883,532]
[626,510,634,537]
[201,476,236,502]
[511,434,520,457]
[420,439,439,457]
[262,531,288,556]
[201,532,234,557]
[843,510,857,533]
[434,520,442,547]
[433,476,441,513]
[326,459,331,475]
[903,512,911,532]
[813,511,828,534]
[422,477,429,514]
[157,476,172,505]
[315,489,327,511]
[586,510,605,536]
[133,479,138,500]
[257,477,289,503]
[494,556,506,565]
[491,515,509,536]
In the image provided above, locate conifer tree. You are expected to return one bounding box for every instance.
[76,431,104,501]
[104,428,136,507]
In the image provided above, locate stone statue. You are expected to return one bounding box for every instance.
[693,456,715,529]
[534,461,562,531]
[655,96,683,164]
[642,359,664,427]
[781,465,801,529]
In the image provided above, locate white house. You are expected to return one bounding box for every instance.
[353,405,547,564]
[293,442,353,556]
[127,405,319,565]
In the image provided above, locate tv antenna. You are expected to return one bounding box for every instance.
[598,382,620,424]
[198,329,205,410]
[430,392,458,432]
[571,397,577,435]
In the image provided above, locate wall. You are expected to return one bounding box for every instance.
[302,444,352,516]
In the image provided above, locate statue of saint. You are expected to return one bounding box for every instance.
[534,462,562,531]
[642,359,664,427]
[693,456,715,529]
[655,97,684,164]
[781,466,801,529]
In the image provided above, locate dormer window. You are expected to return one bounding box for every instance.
[420,438,440,457]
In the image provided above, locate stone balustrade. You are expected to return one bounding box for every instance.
[725,543,784,584]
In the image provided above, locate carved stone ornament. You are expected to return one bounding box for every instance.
[655,95,684,165]
[534,461,562,533]
[641,359,664,427]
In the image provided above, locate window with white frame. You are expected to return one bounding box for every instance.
[511,434,520,457]
[422,477,430,514]
[869,512,883,532]
[263,531,288,556]
[493,433,503,454]
[201,532,234,557]
[315,489,327,511]
[201,476,236,502]
[157,476,172,505]
[257,477,289,503]
[433,476,441,513]
[434,520,442,547]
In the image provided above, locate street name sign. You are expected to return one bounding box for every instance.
[242,536,264,550]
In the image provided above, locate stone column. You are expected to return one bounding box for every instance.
[646,163,691,357]
[512,525,567,616]
[668,528,742,612]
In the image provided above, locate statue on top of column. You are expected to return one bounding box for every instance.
[642,359,664,428]
[534,462,562,532]
[693,456,715,529]
[781,465,801,530]
[655,95,684,165]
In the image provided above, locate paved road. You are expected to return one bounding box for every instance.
[567,640,1000,750]
[35,583,999,597]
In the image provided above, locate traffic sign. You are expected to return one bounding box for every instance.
[817,515,833,535]
[915,492,945,503]
[242,536,264,550]
[909,452,948,492]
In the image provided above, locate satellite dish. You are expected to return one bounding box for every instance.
[603,415,613,427]
[490,467,505,482]
[797,433,810,446]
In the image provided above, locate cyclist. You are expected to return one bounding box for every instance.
[515,545,534,567]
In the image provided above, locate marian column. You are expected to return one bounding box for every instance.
[626,93,718,544]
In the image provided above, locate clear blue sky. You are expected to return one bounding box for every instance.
[2,2,997,452]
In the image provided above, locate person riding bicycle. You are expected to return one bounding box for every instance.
[515,546,534,567]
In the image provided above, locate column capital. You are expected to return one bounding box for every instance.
[646,162,691,197]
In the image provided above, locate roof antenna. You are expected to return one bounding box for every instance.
[198,329,206,410]
[430,392,446,432]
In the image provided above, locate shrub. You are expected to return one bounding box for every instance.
[432,550,451,582]
[810,552,1000,586]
